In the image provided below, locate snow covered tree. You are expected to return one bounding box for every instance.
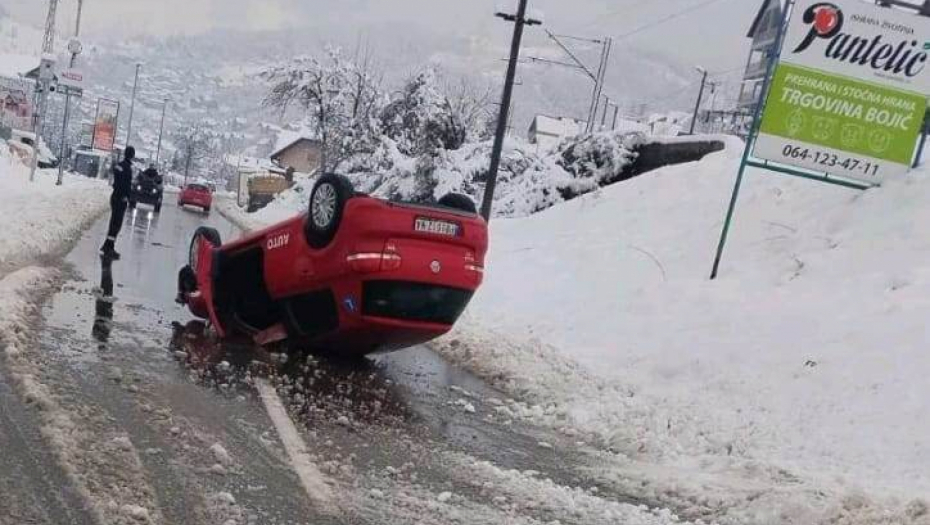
[380,68,469,157]
[261,47,383,173]
[171,124,215,181]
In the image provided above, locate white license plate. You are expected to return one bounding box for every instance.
[415,217,459,237]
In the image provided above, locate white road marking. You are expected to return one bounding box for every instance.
[256,378,340,516]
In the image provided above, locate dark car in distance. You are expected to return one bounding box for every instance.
[130,166,164,212]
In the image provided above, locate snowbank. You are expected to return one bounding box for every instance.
[0,144,109,275]
[436,136,930,522]
[211,133,930,522]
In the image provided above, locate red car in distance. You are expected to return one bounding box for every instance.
[176,174,488,357]
[178,183,213,213]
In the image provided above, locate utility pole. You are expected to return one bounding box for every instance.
[689,67,709,135]
[480,0,542,221]
[155,98,167,166]
[125,63,141,148]
[611,104,620,130]
[56,0,84,185]
[586,37,612,133]
[30,0,58,182]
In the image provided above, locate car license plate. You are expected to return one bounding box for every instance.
[415,217,459,237]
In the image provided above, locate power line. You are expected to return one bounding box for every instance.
[610,0,733,42]
[573,0,686,32]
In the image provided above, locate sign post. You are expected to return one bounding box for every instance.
[711,0,930,279]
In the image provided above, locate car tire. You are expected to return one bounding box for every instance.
[438,193,477,214]
[306,173,354,249]
[189,226,222,270]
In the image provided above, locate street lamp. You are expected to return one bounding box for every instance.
[690,66,709,135]
[480,0,543,221]
[126,62,141,148]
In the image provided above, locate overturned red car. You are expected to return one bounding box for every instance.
[176,174,488,356]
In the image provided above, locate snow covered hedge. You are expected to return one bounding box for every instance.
[341,130,644,218]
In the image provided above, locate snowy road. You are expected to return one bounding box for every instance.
[0,200,664,525]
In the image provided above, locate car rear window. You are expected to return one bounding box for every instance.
[188,184,209,192]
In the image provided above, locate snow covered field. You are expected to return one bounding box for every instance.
[0,146,109,275]
[435,137,930,523]
[226,137,930,523]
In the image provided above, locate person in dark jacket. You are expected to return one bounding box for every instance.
[100,146,135,260]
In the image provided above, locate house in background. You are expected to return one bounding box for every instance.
[737,0,784,117]
[270,133,323,175]
[528,115,586,153]
[0,53,37,132]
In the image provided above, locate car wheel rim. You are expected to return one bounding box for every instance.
[312,183,337,229]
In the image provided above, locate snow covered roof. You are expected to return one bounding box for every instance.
[529,115,586,139]
[271,130,320,159]
[0,53,39,80]
[226,154,278,172]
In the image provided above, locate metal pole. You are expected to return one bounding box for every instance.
[29,86,48,182]
[611,104,619,130]
[913,121,928,168]
[126,63,140,147]
[586,40,608,133]
[480,0,533,221]
[710,0,793,280]
[600,98,609,129]
[75,0,84,35]
[155,98,167,165]
[690,69,708,135]
[56,92,71,185]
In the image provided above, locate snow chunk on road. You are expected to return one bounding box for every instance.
[214,491,236,505]
[210,443,233,466]
[436,491,453,503]
[120,504,150,521]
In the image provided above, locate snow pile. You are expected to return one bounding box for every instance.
[434,137,930,523]
[0,143,109,274]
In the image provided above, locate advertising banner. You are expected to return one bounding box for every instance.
[92,98,119,152]
[753,0,930,183]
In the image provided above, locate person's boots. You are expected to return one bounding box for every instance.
[100,239,121,260]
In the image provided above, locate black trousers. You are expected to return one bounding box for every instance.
[103,194,128,249]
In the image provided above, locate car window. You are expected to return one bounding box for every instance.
[188,184,209,192]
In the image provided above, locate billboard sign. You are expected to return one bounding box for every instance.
[753,0,930,183]
[92,98,119,152]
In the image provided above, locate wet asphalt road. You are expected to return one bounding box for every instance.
[0,198,635,524]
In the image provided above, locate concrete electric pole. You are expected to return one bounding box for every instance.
[155,98,168,166]
[30,0,59,182]
[689,67,709,135]
[480,0,542,221]
[56,0,85,185]
[125,63,141,149]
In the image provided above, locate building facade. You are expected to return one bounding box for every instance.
[271,137,323,175]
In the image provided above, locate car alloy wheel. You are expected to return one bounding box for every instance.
[312,182,338,230]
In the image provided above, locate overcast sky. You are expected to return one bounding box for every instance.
[6,0,760,72]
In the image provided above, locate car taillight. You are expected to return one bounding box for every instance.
[464,251,484,274]
[347,244,403,273]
